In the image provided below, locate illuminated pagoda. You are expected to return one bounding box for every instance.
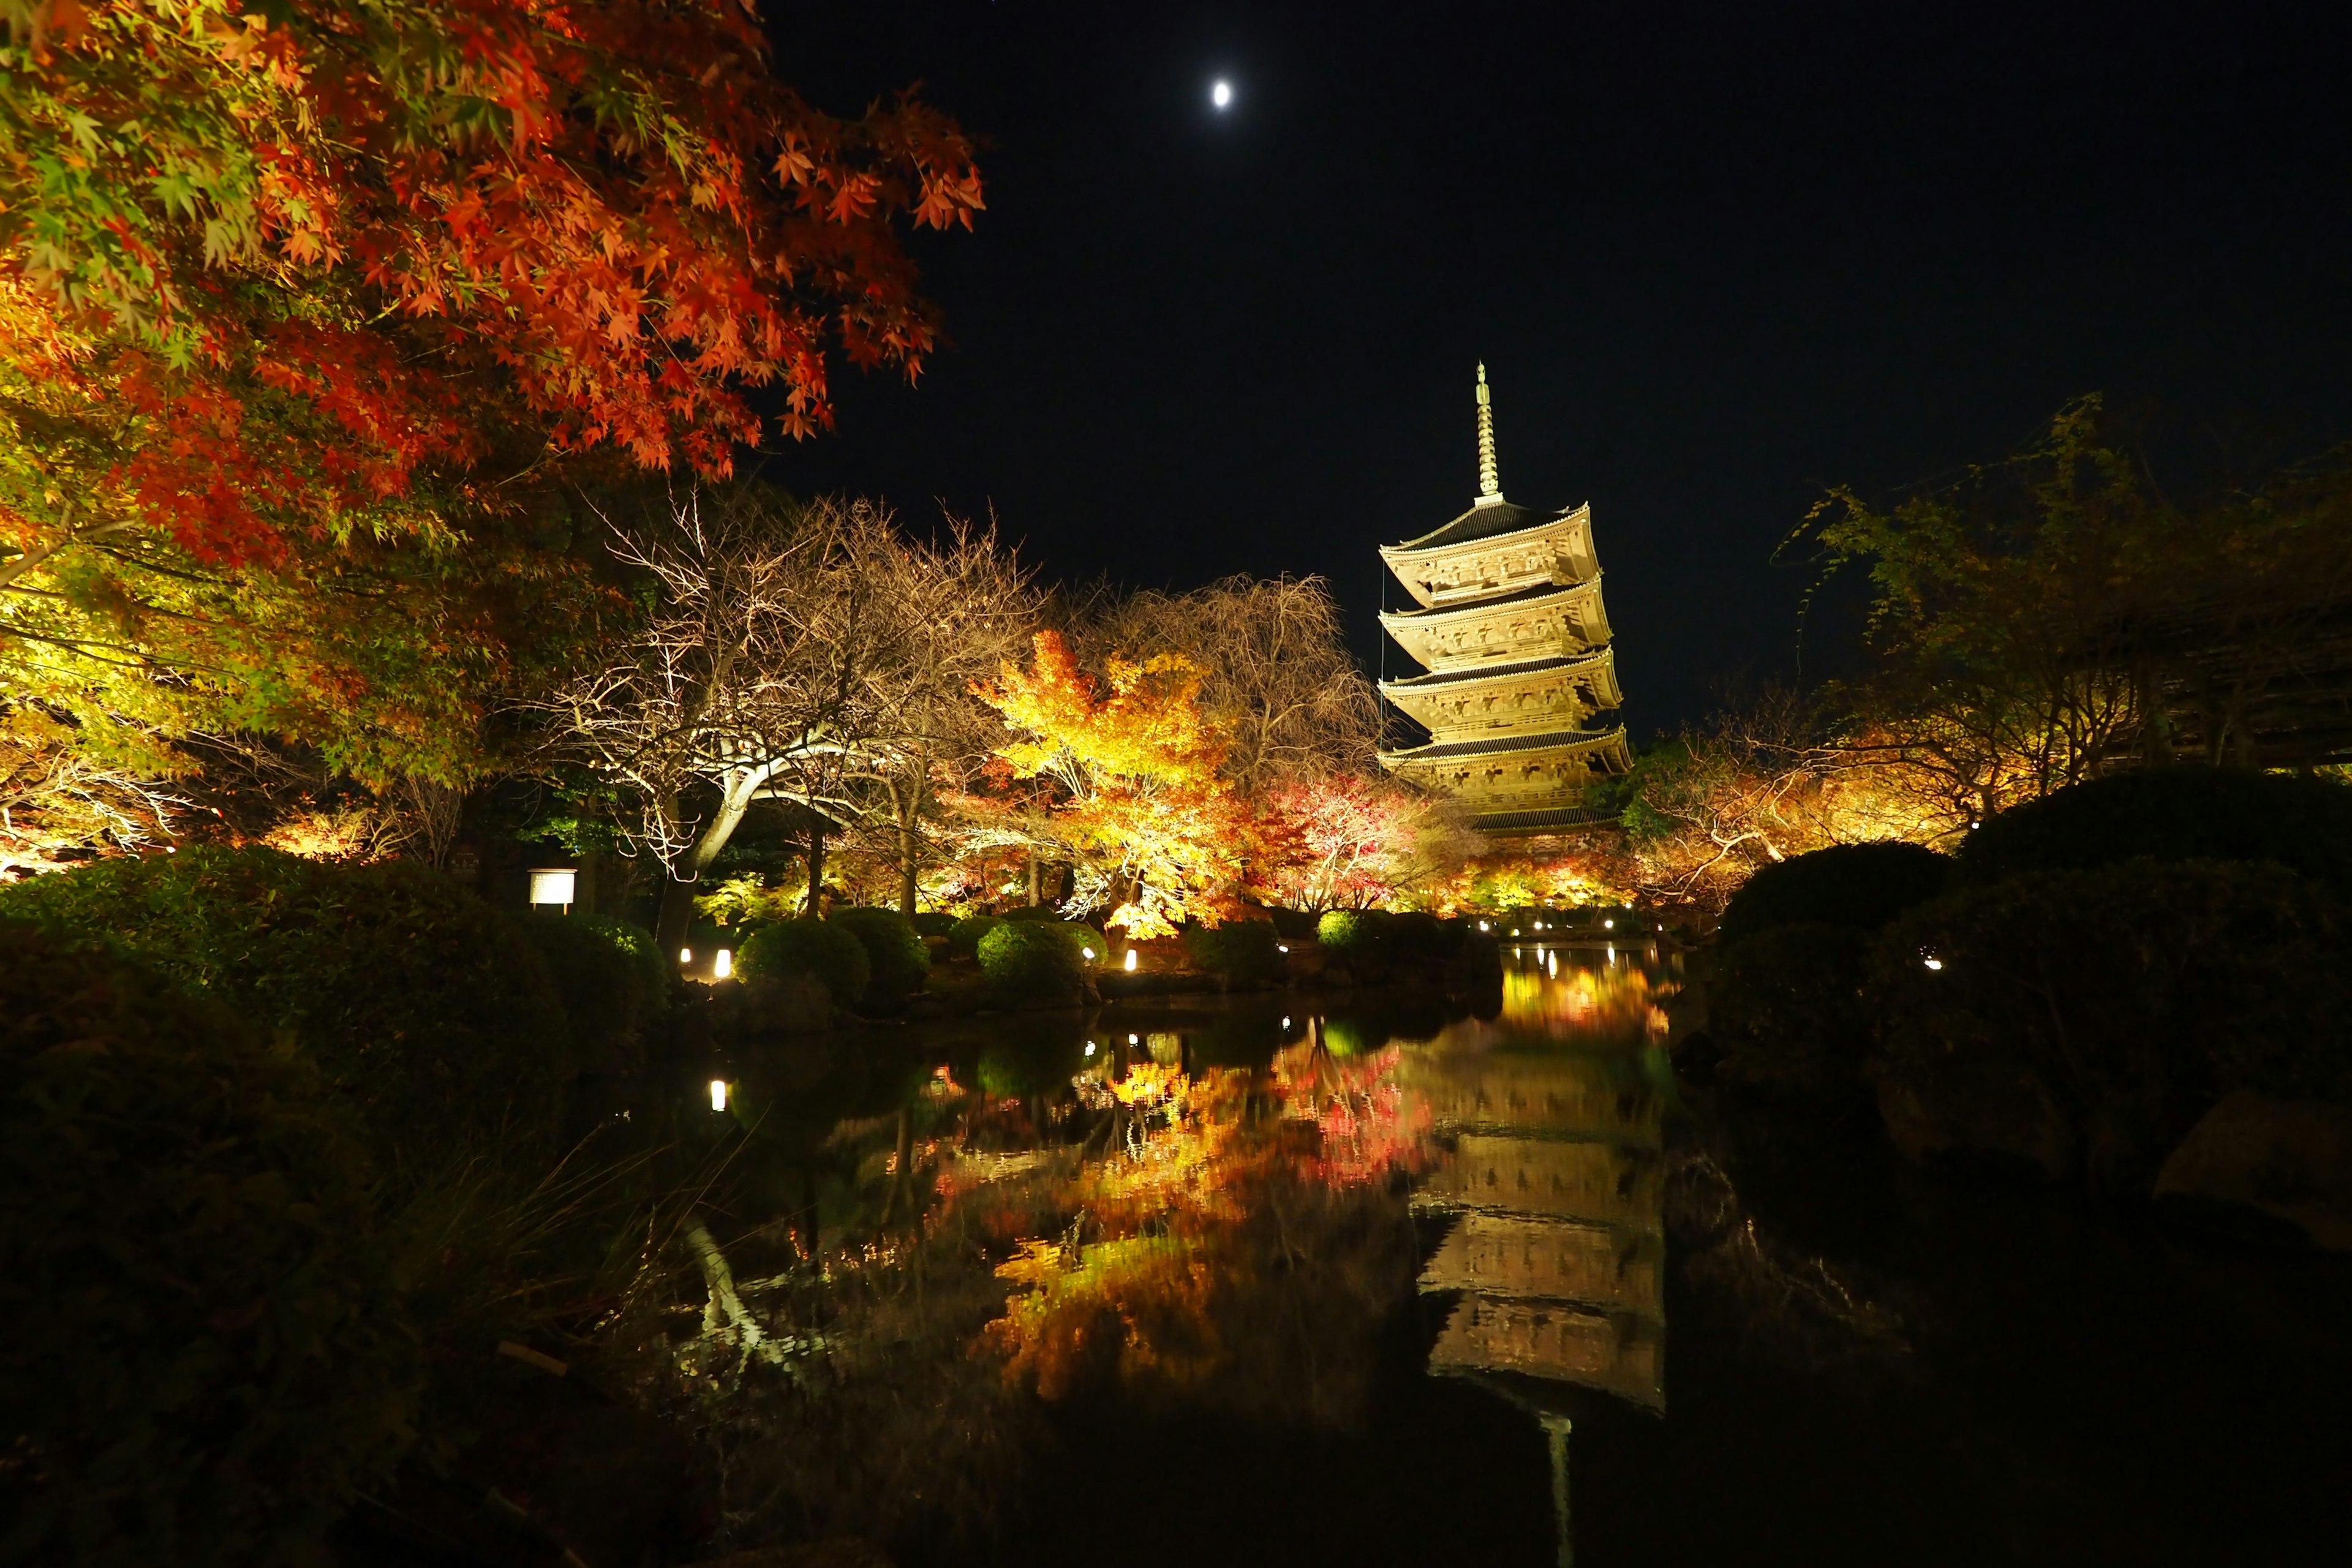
[1377,364,1632,834]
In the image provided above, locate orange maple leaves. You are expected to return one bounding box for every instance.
[2,1,986,562]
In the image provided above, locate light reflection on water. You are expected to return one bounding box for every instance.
[698,940,1684,1561]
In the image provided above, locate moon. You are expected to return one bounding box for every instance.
[1211,79,1234,110]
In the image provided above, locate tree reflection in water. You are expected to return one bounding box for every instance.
[948,946,1680,1560]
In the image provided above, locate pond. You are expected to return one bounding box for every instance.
[624,941,2352,1567]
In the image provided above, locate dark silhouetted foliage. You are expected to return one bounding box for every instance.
[0,925,418,1565]
[1959,769,2352,893]
[0,848,569,1161]
[1718,842,1953,945]
[520,913,668,1074]
[831,908,931,1009]
[1871,859,2352,1183]
[1182,920,1284,986]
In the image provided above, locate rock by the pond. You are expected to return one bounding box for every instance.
[2152,1089,2352,1251]
[1877,1057,2075,1180]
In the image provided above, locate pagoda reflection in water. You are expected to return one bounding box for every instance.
[1406,948,1675,1564]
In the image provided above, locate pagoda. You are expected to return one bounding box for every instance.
[1376,366,1632,834]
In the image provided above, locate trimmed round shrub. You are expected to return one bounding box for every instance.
[1316,909,1378,954]
[1959,767,2352,893]
[0,847,570,1160]
[519,913,667,1074]
[736,918,869,1008]
[947,914,1003,959]
[1718,842,1952,945]
[1871,858,2352,1182]
[1182,919,1284,986]
[0,924,419,1564]
[910,911,957,938]
[829,907,931,1009]
[976,920,1083,1000]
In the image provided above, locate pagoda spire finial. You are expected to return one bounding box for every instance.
[1474,361,1504,506]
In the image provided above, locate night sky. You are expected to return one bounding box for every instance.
[758,2,2352,736]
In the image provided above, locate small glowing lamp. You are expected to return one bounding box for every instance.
[679,947,693,965]
[714,948,733,979]
[1085,1041,1097,1057]
[1128,1033,1140,1046]
[1604,918,1614,930]
[709,1079,728,1112]
[1923,956,1945,971]
[1282,1016,1292,1029]
[1125,948,1139,971]
[1082,946,1096,960]
[1211,79,1233,109]
[1479,920,1490,932]
[1277,943,1290,954]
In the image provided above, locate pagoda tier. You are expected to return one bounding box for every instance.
[1379,502,1600,609]
[1380,647,1623,742]
[1378,576,1613,671]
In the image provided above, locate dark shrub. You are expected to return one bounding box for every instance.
[1708,922,1877,1100]
[1959,767,2352,893]
[519,913,666,1074]
[1002,904,1063,922]
[1718,842,1952,944]
[910,911,957,938]
[1182,919,1284,986]
[736,918,869,1008]
[830,907,931,1009]
[976,921,1084,1000]
[0,847,570,1160]
[1267,906,1321,940]
[1870,859,2352,1185]
[947,914,1002,959]
[0,925,418,1565]
[1385,910,1450,962]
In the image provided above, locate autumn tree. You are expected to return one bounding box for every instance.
[975,630,1251,937]
[1091,575,1381,796]
[554,488,1031,948]
[1793,399,2352,811]
[0,1,984,828]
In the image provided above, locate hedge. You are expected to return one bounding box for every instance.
[1870,858,2352,1180]
[0,925,419,1565]
[1958,767,2352,893]
[1717,842,1952,945]
[0,847,570,1161]
[829,907,931,1009]
[736,918,870,1008]
[519,913,668,1074]
[1182,920,1284,986]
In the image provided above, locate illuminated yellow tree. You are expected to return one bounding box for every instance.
[976,631,1251,936]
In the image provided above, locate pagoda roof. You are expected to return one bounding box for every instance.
[1381,726,1618,762]
[1387,498,1578,556]
[1472,803,1623,834]
[1381,649,1613,691]
[1379,576,1597,627]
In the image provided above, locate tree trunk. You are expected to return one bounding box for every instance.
[806,822,826,913]
[654,772,761,956]
[898,820,919,916]
[1025,851,1041,907]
